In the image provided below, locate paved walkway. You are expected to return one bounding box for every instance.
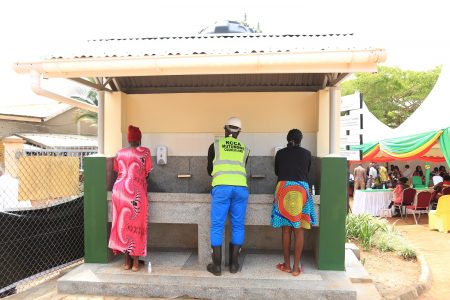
[389,215,450,300]
[6,213,449,299]
[5,274,170,300]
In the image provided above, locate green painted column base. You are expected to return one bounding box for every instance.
[83,155,109,263]
[318,156,347,270]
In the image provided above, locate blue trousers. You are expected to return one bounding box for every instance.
[210,185,249,247]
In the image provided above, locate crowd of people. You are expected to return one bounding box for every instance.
[352,162,450,216]
[352,162,449,191]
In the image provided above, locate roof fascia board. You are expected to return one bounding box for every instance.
[0,114,43,123]
[14,50,386,78]
[14,134,48,149]
[42,106,74,122]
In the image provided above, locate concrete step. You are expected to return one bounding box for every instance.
[345,249,373,283]
[58,251,356,300]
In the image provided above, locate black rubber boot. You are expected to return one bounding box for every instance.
[229,243,241,273]
[207,246,222,276]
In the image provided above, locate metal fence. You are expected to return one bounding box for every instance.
[0,141,96,297]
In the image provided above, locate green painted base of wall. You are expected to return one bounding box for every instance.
[318,156,347,270]
[84,155,109,263]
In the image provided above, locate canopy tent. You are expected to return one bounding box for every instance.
[351,65,450,166]
[352,128,450,164]
[347,100,393,143]
[386,65,450,139]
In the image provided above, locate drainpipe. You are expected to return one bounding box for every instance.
[97,85,105,154]
[329,87,338,154]
[30,70,98,113]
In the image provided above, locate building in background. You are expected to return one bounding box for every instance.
[0,102,97,139]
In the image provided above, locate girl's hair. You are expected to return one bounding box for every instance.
[286,129,303,146]
[399,177,408,184]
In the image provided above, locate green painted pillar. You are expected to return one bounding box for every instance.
[83,155,109,263]
[318,156,347,270]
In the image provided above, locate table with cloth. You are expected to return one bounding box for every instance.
[352,189,392,216]
[352,187,433,216]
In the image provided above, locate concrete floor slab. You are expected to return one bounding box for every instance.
[57,251,357,300]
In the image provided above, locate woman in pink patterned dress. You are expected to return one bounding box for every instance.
[109,125,152,271]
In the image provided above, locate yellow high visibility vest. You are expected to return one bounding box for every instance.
[212,137,249,187]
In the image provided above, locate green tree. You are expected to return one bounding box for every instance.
[72,89,98,127]
[341,66,441,128]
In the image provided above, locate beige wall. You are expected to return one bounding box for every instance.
[334,88,342,155]
[46,108,97,136]
[104,91,344,157]
[0,108,96,139]
[125,92,318,133]
[316,88,341,157]
[105,92,127,156]
[317,90,330,157]
[138,132,317,157]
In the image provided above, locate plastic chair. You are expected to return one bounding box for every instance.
[411,176,425,188]
[429,195,450,233]
[394,188,416,219]
[406,190,432,224]
[442,186,450,195]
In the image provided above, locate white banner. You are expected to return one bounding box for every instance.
[340,114,363,130]
[341,92,362,112]
[340,150,362,160]
[340,135,362,146]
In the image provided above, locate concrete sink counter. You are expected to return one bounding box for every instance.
[107,193,320,264]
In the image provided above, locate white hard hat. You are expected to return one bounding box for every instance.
[225,117,242,129]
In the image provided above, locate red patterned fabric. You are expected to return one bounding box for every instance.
[108,146,152,256]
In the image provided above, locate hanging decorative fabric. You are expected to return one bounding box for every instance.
[439,127,450,167]
[379,130,442,159]
[351,128,449,163]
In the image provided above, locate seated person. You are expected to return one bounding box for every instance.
[432,174,443,185]
[418,170,425,184]
[431,175,450,203]
[413,165,423,177]
[430,167,439,178]
[388,177,408,216]
[438,165,448,177]
[373,174,383,189]
[394,166,402,179]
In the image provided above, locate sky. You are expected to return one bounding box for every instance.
[0,0,449,106]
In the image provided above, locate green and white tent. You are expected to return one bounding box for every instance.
[351,65,450,166]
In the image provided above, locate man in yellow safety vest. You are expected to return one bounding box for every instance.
[206,117,250,276]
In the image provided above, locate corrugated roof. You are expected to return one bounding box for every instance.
[0,103,72,120]
[16,133,97,149]
[48,33,369,60]
[116,73,327,93]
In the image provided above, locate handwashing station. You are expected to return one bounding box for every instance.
[14,33,386,299]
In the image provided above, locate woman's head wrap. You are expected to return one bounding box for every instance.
[127,125,142,143]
